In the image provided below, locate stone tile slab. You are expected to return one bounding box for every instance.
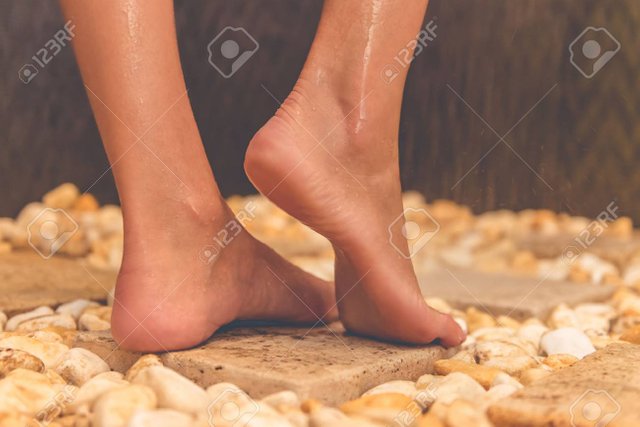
[75,323,456,405]
[516,232,640,265]
[488,342,640,427]
[419,267,615,320]
[0,251,114,315]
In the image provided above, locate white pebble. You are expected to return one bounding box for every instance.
[16,314,76,332]
[92,384,157,427]
[56,299,100,320]
[54,348,111,385]
[362,380,417,398]
[78,312,111,331]
[126,409,193,427]
[5,306,54,331]
[65,371,128,414]
[0,336,69,368]
[540,327,596,359]
[132,365,208,415]
[425,372,486,406]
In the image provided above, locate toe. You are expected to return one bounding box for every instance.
[430,309,466,347]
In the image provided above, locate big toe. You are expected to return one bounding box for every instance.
[428,308,466,347]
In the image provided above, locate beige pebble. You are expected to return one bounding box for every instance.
[43,183,80,209]
[0,241,10,254]
[619,325,640,345]
[491,372,523,389]
[72,193,100,212]
[92,384,157,427]
[65,371,128,415]
[459,334,476,350]
[5,306,54,331]
[261,390,301,411]
[475,337,535,362]
[0,368,72,417]
[308,406,351,426]
[126,409,193,427]
[0,347,45,378]
[516,324,549,350]
[574,303,616,335]
[125,354,163,382]
[25,329,65,344]
[0,412,42,426]
[540,327,596,359]
[547,304,580,329]
[481,383,521,410]
[424,372,486,406]
[416,373,437,390]
[518,367,552,385]
[16,314,76,332]
[449,349,476,364]
[465,307,496,332]
[362,380,417,398]
[622,264,640,287]
[56,299,100,320]
[78,313,111,332]
[0,310,7,332]
[433,359,503,389]
[471,327,515,342]
[0,335,69,368]
[482,355,539,376]
[340,393,418,426]
[496,315,521,329]
[414,411,445,427]
[132,365,208,415]
[542,353,579,370]
[444,399,493,427]
[54,348,110,386]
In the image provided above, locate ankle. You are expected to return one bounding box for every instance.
[294,69,400,142]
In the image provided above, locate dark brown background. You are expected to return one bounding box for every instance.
[2,1,639,220]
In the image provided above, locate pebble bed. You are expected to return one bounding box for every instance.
[1,184,640,426]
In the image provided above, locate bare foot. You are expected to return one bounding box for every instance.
[245,80,465,347]
[110,197,337,352]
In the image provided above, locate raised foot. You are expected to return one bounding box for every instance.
[245,84,465,347]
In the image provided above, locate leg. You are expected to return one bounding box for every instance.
[60,0,336,352]
[245,0,464,345]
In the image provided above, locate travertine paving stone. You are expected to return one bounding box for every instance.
[488,342,640,427]
[0,251,113,315]
[74,324,456,405]
[420,267,615,320]
[517,232,640,265]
